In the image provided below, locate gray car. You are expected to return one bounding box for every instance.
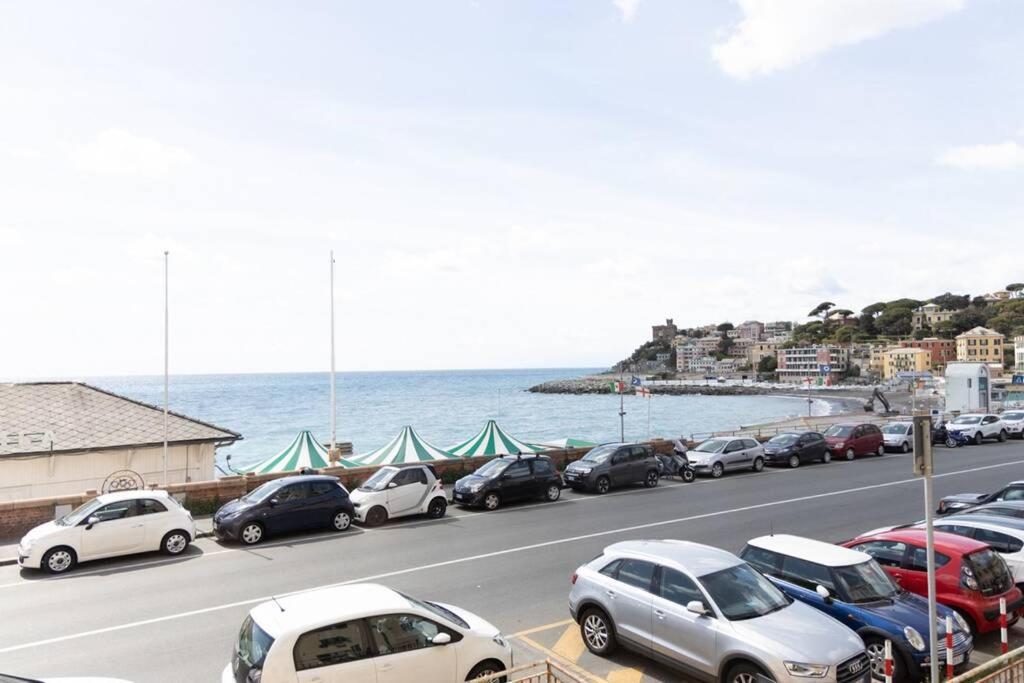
[688,437,765,478]
[568,540,868,683]
[562,443,660,494]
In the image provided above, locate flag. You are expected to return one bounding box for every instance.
[609,380,626,393]
[630,376,643,387]
[635,387,651,398]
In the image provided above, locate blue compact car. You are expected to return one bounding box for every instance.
[741,535,973,683]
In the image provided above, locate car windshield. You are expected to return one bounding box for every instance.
[832,560,899,603]
[236,614,274,668]
[882,424,910,435]
[695,439,729,454]
[242,480,284,503]
[359,467,398,492]
[57,498,106,526]
[699,563,790,620]
[952,416,981,425]
[581,445,617,464]
[473,459,510,478]
[768,434,799,446]
[397,591,470,629]
[1003,412,1024,421]
[824,425,854,437]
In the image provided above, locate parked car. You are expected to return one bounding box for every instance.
[842,528,1023,634]
[947,414,1008,445]
[18,490,195,574]
[929,517,1024,588]
[686,437,765,478]
[953,501,1024,520]
[823,423,885,460]
[562,443,660,493]
[1001,411,1024,439]
[568,540,869,683]
[350,464,448,525]
[213,474,355,544]
[937,481,1024,515]
[453,454,562,511]
[223,583,512,683]
[881,422,914,453]
[740,534,972,682]
[762,431,830,468]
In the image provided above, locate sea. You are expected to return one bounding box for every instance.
[86,369,836,472]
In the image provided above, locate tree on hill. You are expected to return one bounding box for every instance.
[834,326,855,343]
[950,308,989,335]
[875,305,914,337]
[1007,283,1024,298]
[885,298,924,311]
[861,302,887,318]
[757,355,778,373]
[716,336,735,359]
[930,292,970,310]
[832,308,854,320]
[987,299,1024,336]
[792,320,828,344]
[717,322,734,332]
[808,302,835,320]
[971,295,990,308]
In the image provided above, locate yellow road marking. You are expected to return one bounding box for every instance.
[607,667,645,683]
[552,623,587,663]
[512,618,574,637]
[516,634,607,683]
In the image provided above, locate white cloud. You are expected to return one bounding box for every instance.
[712,0,965,78]
[613,0,641,22]
[937,141,1024,170]
[74,129,192,178]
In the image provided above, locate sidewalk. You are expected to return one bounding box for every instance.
[0,514,217,567]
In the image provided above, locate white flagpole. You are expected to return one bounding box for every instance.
[647,392,651,439]
[330,251,337,452]
[163,250,169,485]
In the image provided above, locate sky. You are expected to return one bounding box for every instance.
[1,1,1021,377]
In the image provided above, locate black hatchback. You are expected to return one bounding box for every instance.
[453,455,563,511]
[213,474,355,545]
[762,431,830,467]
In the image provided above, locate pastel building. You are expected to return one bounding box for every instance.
[956,326,1005,364]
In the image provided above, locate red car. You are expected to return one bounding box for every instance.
[823,423,885,460]
[842,529,1023,634]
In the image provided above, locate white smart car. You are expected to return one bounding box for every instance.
[350,464,449,526]
[223,583,512,683]
[947,413,1008,445]
[18,490,196,574]
[1001,410,1024,439]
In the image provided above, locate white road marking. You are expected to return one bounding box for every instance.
[2,457,1023,654]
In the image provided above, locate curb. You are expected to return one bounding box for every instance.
[0,529,216,569]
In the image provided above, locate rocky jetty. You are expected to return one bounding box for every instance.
[528,378,776,396]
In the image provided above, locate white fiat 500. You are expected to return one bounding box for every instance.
[18,490,196,574]
[350,464,449,526]
[223,583,512,683]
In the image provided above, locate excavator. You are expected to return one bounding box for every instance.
[863,387,894,414]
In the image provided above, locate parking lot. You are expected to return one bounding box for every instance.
[3,439,1024,681]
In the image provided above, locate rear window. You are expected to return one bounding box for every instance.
[965,549,1013,595]
[236,615,274,668]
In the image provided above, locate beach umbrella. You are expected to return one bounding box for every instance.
[350,426,458,466]
[243,430,361,474]
[448,420,546,457]
[531,437,597,450]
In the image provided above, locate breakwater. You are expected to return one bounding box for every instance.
[529,378,777,396]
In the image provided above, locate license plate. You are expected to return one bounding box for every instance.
[952,653,965,666]
[454,493,465,501]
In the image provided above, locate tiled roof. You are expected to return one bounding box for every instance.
[957,326,1002,338]
[0,382,240,457]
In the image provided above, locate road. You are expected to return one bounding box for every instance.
[3,440,1024,682]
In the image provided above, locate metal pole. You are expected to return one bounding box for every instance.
[163,250,169,485]
[923,447,939,683]
[329,251,336,452]
[619,388,625,442]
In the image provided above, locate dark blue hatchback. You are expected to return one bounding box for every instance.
[741,534,973,683]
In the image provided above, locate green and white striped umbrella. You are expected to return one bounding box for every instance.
[448,420,546,457]
[243,430,361,473]
[350,426,458,466]
[531,437,597,450]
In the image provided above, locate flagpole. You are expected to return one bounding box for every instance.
[163,250,169,485]
[647,392,651,439]
[329,251,337,452]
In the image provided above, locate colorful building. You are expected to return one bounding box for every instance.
[882,347,932,380]
[899,337,957,369]
[956,326,1005,364]
[775,346,850,383]
[911,303,958,331]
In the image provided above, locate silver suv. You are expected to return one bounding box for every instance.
[568,540,868,683]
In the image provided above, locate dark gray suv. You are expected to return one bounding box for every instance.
[562,443,660,494]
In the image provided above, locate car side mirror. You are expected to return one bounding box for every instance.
[432,632,452,645]
[268,498,279,507]
[387,482,398,489]
[686,600,707,616]
[815,584,832,602]
[85,515,101,529]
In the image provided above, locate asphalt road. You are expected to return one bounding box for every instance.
[3,440,1024,682]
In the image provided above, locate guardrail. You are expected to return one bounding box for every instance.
[469,660,590,683]
[948,645,1024,683]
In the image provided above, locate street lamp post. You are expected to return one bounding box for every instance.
[163,250,169,486]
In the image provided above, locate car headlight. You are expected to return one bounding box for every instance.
[784,662,829,678]
[835,442,845,449]
[467,481,486,492]
[19,537,35,553]
[574,467,592,474]
[904,626,926,652]
[493,633,508,648]
[952,611,970,634]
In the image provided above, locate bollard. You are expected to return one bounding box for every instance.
[1001,597,1009,655]
[946,615,954,680]
[884,640,893,683]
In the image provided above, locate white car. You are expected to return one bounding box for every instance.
[222,583,512,683]
[350,464,448,526]
[1001,410,1024,439]
[947,413,1008,445]
[881,421,914,452]
[18,490,196,574]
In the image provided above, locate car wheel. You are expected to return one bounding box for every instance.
[946,436,959,448]
[845,448,856,461]
[901,441,910,453]
[728,662,773,683]
[865,637,902,683]
[427,497,447,518]
[161,530,190,555]
[876,444,885,457]
[483,492,501,511]
[580,608,616,655]
[752,456,764,473]
[42,547,77,574]
[682,468,695,482]
[821,450,831,464]
[999,430,1008,443]
[644,470,659,488]
[711,462,724,478]
[595,476,611,494]
[974,431,984,445]
[240,522,264,545]
[466,660,507,683]
[788,454,800,469]
[332,509,353,531]
[544,484,561,501]
[365,505,389,526]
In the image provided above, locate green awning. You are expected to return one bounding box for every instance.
[350,426,458,466]
[448,420,546,457]
[243,430,361,473]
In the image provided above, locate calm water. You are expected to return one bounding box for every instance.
[87,369,833,471]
